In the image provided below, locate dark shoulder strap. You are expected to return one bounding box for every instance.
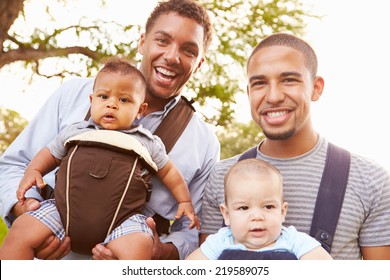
[153,96,195,153]
[238,146,258,161]
[309,142,351,253]
[150,96,195,236]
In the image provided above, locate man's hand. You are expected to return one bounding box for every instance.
[11,198,71,260]
[146,217,179,260]
[146,217,163,259]
[35,236,71,260]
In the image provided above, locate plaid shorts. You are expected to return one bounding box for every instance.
[27,199,153,245]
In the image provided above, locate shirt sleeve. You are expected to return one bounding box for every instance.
[358,163,390,246]
[149,134,169,170]
[0,78,92,226]
[200,228,226,260]
[283,226,321,259]
[46,124,75,160]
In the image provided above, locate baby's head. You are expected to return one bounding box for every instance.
[221,158,288,250]
[90,57,148,130]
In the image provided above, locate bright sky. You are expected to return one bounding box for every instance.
[0,0,389,171]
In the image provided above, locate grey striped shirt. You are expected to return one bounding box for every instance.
[201,137,390,259]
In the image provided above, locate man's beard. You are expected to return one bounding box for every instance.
[261,120,296,140]
[263,129,295,140]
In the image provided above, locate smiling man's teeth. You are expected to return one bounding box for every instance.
[156,67,175,77]
[267,111,288,118]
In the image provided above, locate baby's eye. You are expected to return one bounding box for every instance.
[238,206,249,211]
[264,205,275,210]
[98,94,108,100]
[119,97,129,103]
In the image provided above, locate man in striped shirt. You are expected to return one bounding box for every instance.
[200,33,390,259]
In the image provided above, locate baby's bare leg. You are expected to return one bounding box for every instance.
[0,214,54,259]
[106,232,153,260]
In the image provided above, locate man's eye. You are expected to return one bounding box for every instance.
[184,48,196,57]
[251,81,265,87]
[156,38,168,45]
[283,78,298,83]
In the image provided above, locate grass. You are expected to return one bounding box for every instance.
[0,217,8,246]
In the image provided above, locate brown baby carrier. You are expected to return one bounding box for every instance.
[52,96,195,255]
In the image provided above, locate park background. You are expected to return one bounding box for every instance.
[0,0,389,246]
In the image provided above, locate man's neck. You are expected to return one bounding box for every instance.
[145,94,177,115]
[260,129,319,158]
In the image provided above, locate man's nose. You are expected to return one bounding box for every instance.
[266,83,285,104]
[163,45,180,64]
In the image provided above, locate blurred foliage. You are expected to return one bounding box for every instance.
[217,119,264,159]
[0,217,7,246]
[0,0,315,127]
[0,107,29,155]
[0,0,317,249]
[0,108,27,243]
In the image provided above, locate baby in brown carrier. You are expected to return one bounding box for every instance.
[0,57,199,259]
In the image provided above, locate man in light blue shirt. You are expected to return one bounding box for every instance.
[0,0,220,260]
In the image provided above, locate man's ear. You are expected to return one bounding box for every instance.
[138,33,146,55]
[193,57,205,74]
[136,102,148,119]
[311,76,324,101]
[219,204,230,226]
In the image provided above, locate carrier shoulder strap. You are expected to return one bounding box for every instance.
[153,96,195,153]
[238,146,258,161]
[151,96,195,235]
[238,142,350,253]
[309,142,350,253]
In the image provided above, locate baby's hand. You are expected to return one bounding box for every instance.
[17,169,46,205]
[175,202,200,230]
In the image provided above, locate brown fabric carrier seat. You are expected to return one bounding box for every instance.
[54,130,158,255]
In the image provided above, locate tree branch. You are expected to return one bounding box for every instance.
[0,0,25,52]
[0,46,99,68]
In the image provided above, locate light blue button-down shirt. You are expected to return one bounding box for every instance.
[0,77,220,259]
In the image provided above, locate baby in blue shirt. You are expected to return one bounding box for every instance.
[187,158,332,260]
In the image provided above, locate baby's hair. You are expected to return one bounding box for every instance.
[92,56,146,93]
[224,158,284,202]
[98,56,146,84]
